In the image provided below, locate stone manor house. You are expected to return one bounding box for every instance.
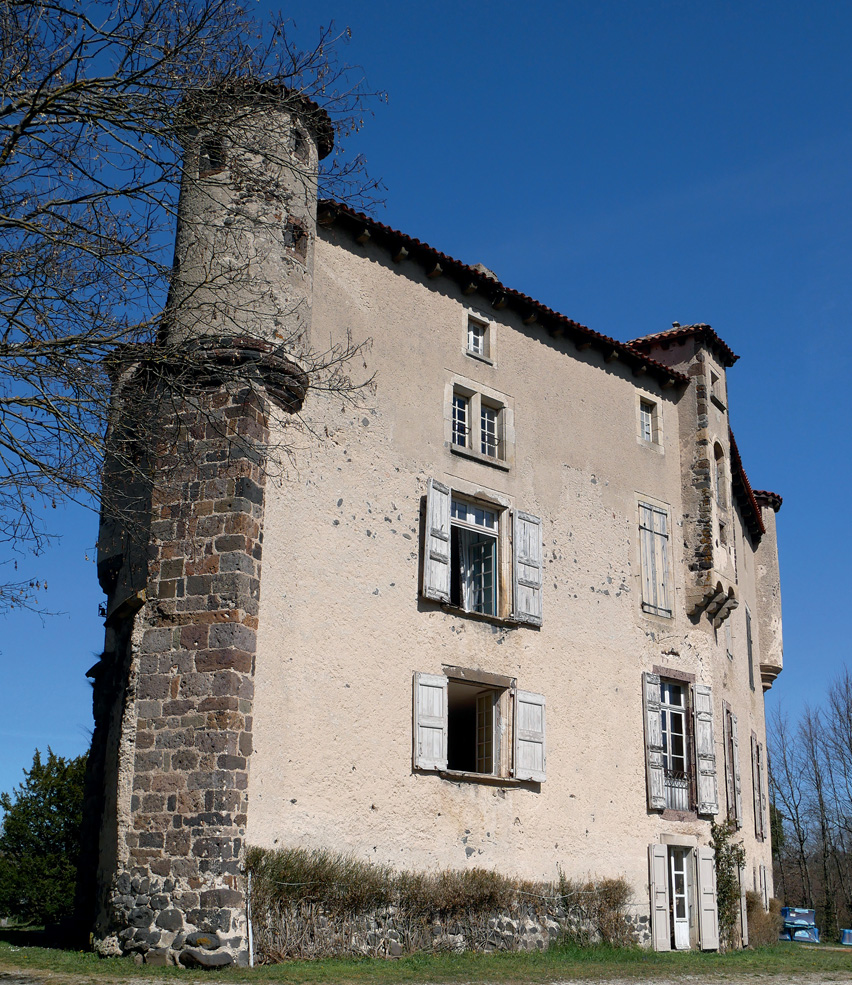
[81,89,784,966]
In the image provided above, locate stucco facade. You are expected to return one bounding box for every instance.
[84,90,784,964]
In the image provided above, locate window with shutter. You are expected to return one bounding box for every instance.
[513,510,543,626]
[422,478,543,626]
[413,673,448,770]
[696,846,720,950]
[648,844,671,952]
[414,671,546,783]
[751,732,767,840]
[724,709,743,828]
[643,672,666,811]
[739,864,749,946]
[759,864,769,911]
[514,690,546,781]
[693,684,719,816]
[746,605,755,692]
[639,502,672,617]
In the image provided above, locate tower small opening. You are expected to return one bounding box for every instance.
[199,137,225,176]
[293,128,309,162]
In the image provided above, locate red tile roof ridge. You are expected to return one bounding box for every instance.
[319,201,690,387]
[626,324,738,367]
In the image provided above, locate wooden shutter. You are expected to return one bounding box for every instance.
[697,846,720,951]
[739,864,749,946]
[413,673,447,770]
[730,713,743,828]
[723,708,735,819]
[759,864,769,911]
[751,733,764,840]
[643,672,666,810]
[758,742,768,841]
[422,479,451,602]
[648,844,671,952]
[514,690,546,781]
[512,510,543,626]
[693,684,719,816]
[639,503,671,616]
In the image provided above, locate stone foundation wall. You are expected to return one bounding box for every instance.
[92,384,271,968]
[250,901,651,962]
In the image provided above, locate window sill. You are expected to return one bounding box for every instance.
[438,602,520,628]
[637,436,665,455]
[450,444,511,471]
[438,769,524,787]
[465,350,494,366]
[661,808,699,822]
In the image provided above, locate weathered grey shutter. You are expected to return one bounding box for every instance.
[723,709,735,819]
[512,510,543,626]
[639,504,656,611]
[697,846,720,951]
[643,672,666,810]
[422,479,451,602]
[413,672,447,770]
[759,863,769,911]
[758,742,768,841]
[655,508,671,614]
[693,684,719,816]
[731,713,743,828]
[739,865,749,947]
[514,690,546,781]
[648,844,671,952]
[751,733,763,840]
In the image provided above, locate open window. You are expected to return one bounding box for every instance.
[413,670,545,782]
[643,672,718,816]
[422,478,542,626]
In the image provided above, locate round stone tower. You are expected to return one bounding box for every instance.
[165,84,333,347]
[84,88,332,969]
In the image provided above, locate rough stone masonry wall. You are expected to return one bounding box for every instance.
[95,384,269,968]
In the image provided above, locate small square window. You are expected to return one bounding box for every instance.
[466,316,490,359]
[199,137,225,176]
[710,370,726,409]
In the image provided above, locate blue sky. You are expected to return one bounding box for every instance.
[1,0,850,798]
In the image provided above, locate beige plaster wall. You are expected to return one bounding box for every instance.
[245,227,776,909]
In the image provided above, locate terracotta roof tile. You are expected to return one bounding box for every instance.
[627,324,739,368]
[319,201,690,390]
[729,430,766,536]
[753,489,783,513]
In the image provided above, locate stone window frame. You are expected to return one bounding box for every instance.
[444,375,514,471]
[464,308,495,365]
[635,388,665,454]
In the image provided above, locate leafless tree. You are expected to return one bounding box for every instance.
[0,0,381,612]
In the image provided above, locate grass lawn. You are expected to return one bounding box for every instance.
[2,940,852,983]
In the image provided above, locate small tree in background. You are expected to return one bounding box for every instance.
[0,749,87,925]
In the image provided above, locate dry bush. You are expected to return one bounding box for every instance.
[557,873,634,946]
[746,892,783,946]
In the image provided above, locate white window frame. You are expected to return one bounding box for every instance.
[413,669,545,782]
[465,311,493,363]
[636,390,664,452]
[639,499,673,618]
[450,495,499,616]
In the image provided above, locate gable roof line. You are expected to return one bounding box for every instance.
[729,428,767,537]
[318,201,690,390]
[627,324,739,368]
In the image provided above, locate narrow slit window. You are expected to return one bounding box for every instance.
[199,137,225,176]
[640,400,656,443]
[480,404,498,457]
[452,394,469,448]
